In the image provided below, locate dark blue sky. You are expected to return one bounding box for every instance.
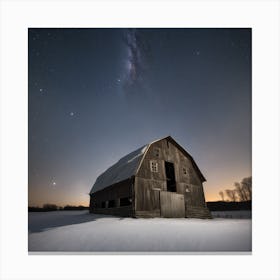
[28,28,251,206]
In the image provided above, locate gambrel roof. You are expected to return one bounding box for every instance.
[90,144,148,194]
[90,136,206,194]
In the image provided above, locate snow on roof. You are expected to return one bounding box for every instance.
[90,145,148,194]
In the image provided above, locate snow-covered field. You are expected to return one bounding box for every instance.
[28,210,251,252]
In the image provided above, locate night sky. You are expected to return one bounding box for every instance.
[28,28,251,206]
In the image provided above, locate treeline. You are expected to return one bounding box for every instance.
[207,201,251,211]
[219,176,252,202]
[28,204,89,212]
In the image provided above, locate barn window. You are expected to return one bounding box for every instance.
[150,161,158,172]
[183,167,187,175]
[108,200,115,208]
[185,185,190,192]
[101,201,106,208]
[120,197,132,206]
[154,148,160,157]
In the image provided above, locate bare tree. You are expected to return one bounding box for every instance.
[234,182,247,201]
[225,189,237,202]
[219,191,224,201]
[241,176,252,201]
[232,190,238,202]
[219,176,252,203]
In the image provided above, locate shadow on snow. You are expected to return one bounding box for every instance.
[28,210,119,233]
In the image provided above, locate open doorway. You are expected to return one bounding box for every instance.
[165,161,176,192]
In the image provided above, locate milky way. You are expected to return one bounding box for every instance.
[122,29,151,95]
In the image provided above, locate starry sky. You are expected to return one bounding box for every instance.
[28,28,251,206]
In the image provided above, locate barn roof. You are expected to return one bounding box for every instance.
[90,136,206,194]
[90,144,149,194]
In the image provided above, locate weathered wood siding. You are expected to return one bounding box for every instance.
[134,177,161,217]
[90,178,134,217]
[160,191,185,218]
[135,138,208,217]
[92,206,133,217]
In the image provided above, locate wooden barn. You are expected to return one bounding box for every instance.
[89,136,212,219]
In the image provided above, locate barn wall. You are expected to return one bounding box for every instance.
[134,177,161,217]
[135,138,210,218]
[90,178,134,217]
[92,206,133,217]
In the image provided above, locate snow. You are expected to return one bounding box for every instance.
[29,211,251,252]
[90,145,148,193]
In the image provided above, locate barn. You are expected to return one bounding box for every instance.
[89,136,212,218]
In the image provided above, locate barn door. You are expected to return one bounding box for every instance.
[165,161,176,192]
[160,191,185,218]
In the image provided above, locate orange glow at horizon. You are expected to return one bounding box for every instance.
[29,171,251,207]
[28,186,90,208]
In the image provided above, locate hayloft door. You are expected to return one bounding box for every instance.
[165,161,176,192]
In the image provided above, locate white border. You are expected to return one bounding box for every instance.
[1,0,279,279]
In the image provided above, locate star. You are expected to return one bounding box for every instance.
[195,50,200,56]
[52,181,56,186]
[117,78,121,83]
[39,88,43,92]
[70,112,74,116]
